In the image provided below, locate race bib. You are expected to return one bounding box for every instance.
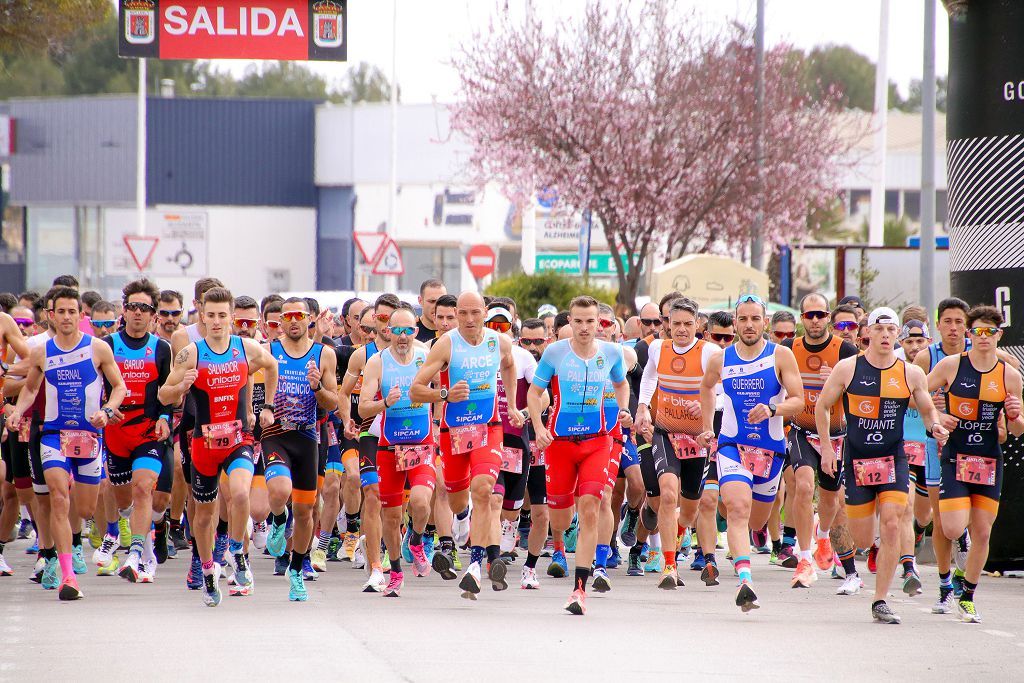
[59,430,98,459]
[708,437,718,462]
[669,433,702,460]
[852,456,896,487]
[395,444,433,471]
[500,446,523,474]
[956,453,996,486]
[738,445,773,478]
[18,420,30,443]
[807,434,844,460]
[529,440,545,467]
[326,425,339,447]
[905,441,926,467]
[202,420,243,451]
[449,424,488,455]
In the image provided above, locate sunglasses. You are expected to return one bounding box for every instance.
[375,312,391,323]
[389,326,416,336]
[640,318,662,327]
[772,331,795,340]
[360,325,376,335]
[520,338,546,346]
[158,309,183,317]
[13,318,33,328]
[125,302,155,314]
[598,318,616,329]
[737,294,765,305]
[265,320,281,330]
[485,320,512,333]
[833,321,858,332]
[970,326,1001,337]
[281,311,310,323]
[92,320,116,329]
[801,310,829,321]
[859,337,870,345]
[233,318,259,329]
[709,333,735,342]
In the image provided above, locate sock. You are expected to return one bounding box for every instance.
[816,526,830,540]
[410,528,423,545]
[734,555,751,583]
[663,549,675,568]
[872,599,885,609]
[783,526,796,546]
[129,534,144,558]
[216,518,229,536]
[290,550,304,572]
[838,548,857,577]
[228,539,243,555]
[202,559,215,575]
[456,508,469,521]
[346,513,360,533]
[574,567,589,592]
[953,568,965,580]
[486,544,500,564]
[962,579,977,602]
[118,506,132,520]
[58,552,73,580]
[439,536,454,553]
[799,549,812,563]
[704,551,716,565]
[525,553,539,569]
[0,541,5,555]
[900,554,915,573]
[317,531,332,552]
[272,510,287,527]
[595,544,610,568]
[553,539,565,553]
[425,523,436,535]
[390,557,402,573]
[43,546,57,560]
[772,539,782,554]
[939,571,952,588]
[106,521,118,537]
[470,546,485,566]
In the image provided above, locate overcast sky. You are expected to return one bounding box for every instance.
[220,0,950,103]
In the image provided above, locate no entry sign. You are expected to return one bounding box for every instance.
[465,244,497,279]
[118,0,347,61]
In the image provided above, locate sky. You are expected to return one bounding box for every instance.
[217,0,950,103]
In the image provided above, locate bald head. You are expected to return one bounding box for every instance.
[638,302,663,338]
[456,291,487,336]
[457,291,485,309]
[624,316,641,340]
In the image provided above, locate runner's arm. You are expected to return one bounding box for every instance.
[698,350,723,438]
[357,355,388,419]
[498,335,522,423]
[94,340,126,412]
[9,346,44,426]
[314,347,339,411]
[773,346,808,418]
[0,313,28,361]
[1004,364,1024,437]
[409,335,451,404]
[158,344,197,405]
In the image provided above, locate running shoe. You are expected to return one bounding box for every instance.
[658,566,682,590]
[0,554,12,576]
[362,568,386,593]
[310,548,328,573]
[952,570,965,599]
[679,529,693,558]
[644,548,663,573]
[432,548,458,581]
[791,559,817,589]
[541,539,554,557]
[813,536,834,571]
[352,535,367,570]
[17,518,32,539]
[932,586,955,614]
[521,566,540,590]
[564,587,586,615]
[169,524,189,551]
[58,576,83,601]
[266,521,287,558]
[690,552,707,571]
[213,533,229,566]
[640,504,658,532]
[901,568,922,596]
[871,601,900,624]
[302,556,318,581]
[31,556,44,583]
[88,525,102,550]
[701,560,720,587]
[202,567,222,607]
[186,554,203,589]
[274,554,288,576]
[547,550,568,578]
[383,570,404,597]
[500,519,517,554]
[958,598,981,623]
[777,544,798,569]
[327,534,341,561]
[97,555,120,577]
[92,534,118,568]
[410,543,430,578]
[607,545,621,569]
[401,526,414,564]
[452,514,471,547]
[451,547,463,571]
[422,533,435,562]
[489,558,508,591]
[26,540,38,554]
[342,531,359,562]
[735,581,760,612]
[251,521,268,551]
[627,552,644,577]
[751,527,770,554]
[459,561,482,600]
[283,567,306,601]
[154,519,168,565]
[619,507,639,548]
[954,531,971,572]
[118,517,132,549]
[230,553,254,596]
[563,515,579,553]
[41,557,59,589]
[119,553,141,583]
[137,559,155,584]
[72,544,87,575]
[867,544,878,574]
[592,567,612,593]
[837,574,863,595]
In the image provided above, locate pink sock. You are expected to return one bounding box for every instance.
[58,553,74,581]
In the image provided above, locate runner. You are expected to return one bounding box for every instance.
[416,279,447,343]
[815,306,949,624]
[0,304,35,577]
[427,293,460,576]
[155,290,185,343]
[697,294,804,612]
[526,295,630,615]
[927,305,1023,623]
[830,305,861,348]
[8,287,126,600]
[158,287,279,607]
[410,291,523,600]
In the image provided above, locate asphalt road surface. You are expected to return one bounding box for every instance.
[2,536,1022,682]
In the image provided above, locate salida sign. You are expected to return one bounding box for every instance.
[118,0,346,61]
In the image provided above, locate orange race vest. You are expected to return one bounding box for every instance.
[653,339,706,435]
[791,335,845,435]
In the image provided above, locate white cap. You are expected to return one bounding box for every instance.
[486,307,513,322]
[899,320,930,341]
[867,307,899,326]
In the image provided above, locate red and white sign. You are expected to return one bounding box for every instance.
[465,244,497,279]
[118,0,347,62]
[372,239,404,276]
[353,231,388,264]
[123,235,161,271]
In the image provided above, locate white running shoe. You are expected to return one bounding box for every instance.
[499,519,517,553]
[138,559,156,583]
[353,535,367,571]
[92,534,118,567]
[836,574,864,595]
[0,553,13,576]
[521,566,540,590]
[252,520,268,551]
[362,568,386,593]
[453,513,471,548]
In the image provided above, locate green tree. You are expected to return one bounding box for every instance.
[333,62,397,103]
[235,61,330,99]
[0,0,109,57]
[860,213,914,247]
[0,54,65,98]
[799,44,905,111]
[485,271,616,319]
[898,76,948,113]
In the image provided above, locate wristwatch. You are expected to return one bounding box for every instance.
[101,406,115,420]
[312,381,323,392]
[768,404,777,418]
[439,388,449,402]
[258,403,273,413]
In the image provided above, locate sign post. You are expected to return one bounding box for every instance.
[578,209,593,283]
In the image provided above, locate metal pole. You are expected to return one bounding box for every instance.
[385,0,399,292]
[750,0,765,271]
[520,0,536,276]
[869,0,890,246]
[137,58,147,237]
[920,0,937,316]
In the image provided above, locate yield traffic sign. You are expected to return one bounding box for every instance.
[354,232,388,264]
[123,235,160,271]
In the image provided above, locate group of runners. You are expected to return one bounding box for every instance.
[0,274,1016,624]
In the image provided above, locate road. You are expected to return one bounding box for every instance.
[2,536,1022,682]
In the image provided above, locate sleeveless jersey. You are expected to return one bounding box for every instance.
[719,342,786,453]
[498,345,536,438]
[354,341,380,430]
[190,336,250,435]
[379,347,431,447]
[532,339,626,437]
[903,403,927,444]
[111,331,160,410]
[652,339,707,435]
[263,339,325,441]
[945,353,1006,457]
[440,329,501,428]
[843,355,911,458]
[791,335,845,435]
[43,335,102,434]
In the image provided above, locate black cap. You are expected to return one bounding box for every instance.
[838,295,864,309]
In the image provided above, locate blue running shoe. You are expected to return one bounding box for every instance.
[72,544,87,575]
[266,522,287,558]
[564,516,579,553]
[213,533,228,566]
[626,551,644,577]
[288,568,308,602]
[42,557,60,589]
[401,526,414,564]
[952,570,965,599]
[422,532,436,562]
[274,554,288,576]
[26,540,38,555]
[690,552,707,571]
[547,550,568,578]
[186,554,203,590]
[607,545,621,569]
[302,556,318,581]
[638,542,650,563]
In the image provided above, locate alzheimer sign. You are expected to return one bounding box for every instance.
[118,0,346,61]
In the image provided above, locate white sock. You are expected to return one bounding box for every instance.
[152,509,165,523]
[816,526,830,540]
[799,549,813,562]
